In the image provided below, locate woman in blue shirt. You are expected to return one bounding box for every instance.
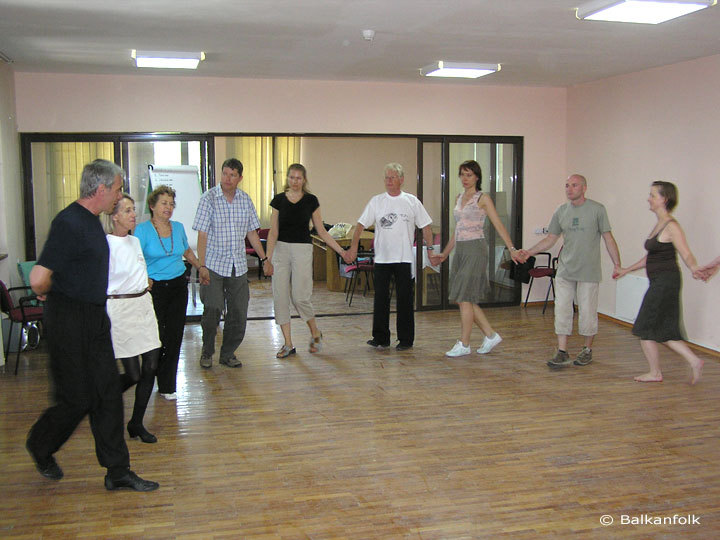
[135,185,202,400]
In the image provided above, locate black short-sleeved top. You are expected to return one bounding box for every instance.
[270,192,320,244]
[37,202,109,305]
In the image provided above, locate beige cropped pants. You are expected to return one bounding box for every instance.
[554,276,599,337]
[271,241,315,325]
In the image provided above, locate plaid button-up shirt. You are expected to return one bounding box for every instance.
[192,186,260,277]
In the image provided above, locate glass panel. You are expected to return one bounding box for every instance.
[491,144,516,303]
[419,141,443,308]
[31,141,114,254]
[447,142,517,306]
[125,140,206,317]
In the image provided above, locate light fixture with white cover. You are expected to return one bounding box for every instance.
[132,50,205,69]
[421,61,500,79]
[576,0,715,24]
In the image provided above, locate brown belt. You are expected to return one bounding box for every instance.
[107,288,148,300]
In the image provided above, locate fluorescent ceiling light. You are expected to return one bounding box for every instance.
[576,0,715,24]
[421,61,500,79]
[132,50,205,69]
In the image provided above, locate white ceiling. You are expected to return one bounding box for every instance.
[1,0,719,87]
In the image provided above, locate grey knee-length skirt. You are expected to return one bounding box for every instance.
[448,239,490,304]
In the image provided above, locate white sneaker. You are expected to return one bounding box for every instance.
[445,340,471,357]
[477,333,502,354]
[160,392,177,401]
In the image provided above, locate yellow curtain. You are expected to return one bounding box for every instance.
[273,136,302,193]
[46,142,114,216]
[217,136,301,227]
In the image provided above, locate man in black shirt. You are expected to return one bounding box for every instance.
[26,159,158,492]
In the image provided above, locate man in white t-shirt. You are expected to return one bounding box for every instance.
[348,163,434,351]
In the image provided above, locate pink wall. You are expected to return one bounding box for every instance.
[13,72,568,302]
[568,54,720,350]
[0,63,23,288]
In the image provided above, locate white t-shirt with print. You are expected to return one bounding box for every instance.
[357,191,432,268]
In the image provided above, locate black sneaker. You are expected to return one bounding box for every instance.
[367,339,390,348]
[396,342,413,351]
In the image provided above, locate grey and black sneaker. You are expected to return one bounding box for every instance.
[573,347,593,366]
[219,355,242,368]
[200,354,213,369]
[547,349,571,369]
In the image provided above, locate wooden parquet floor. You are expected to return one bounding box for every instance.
[2,306,720,538]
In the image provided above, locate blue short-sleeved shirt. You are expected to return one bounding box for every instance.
[134,220,189,281]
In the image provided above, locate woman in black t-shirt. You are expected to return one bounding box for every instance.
[264,164,351,358]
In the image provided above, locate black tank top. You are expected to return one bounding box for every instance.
[645,221,679,277]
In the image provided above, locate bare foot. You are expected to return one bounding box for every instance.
[634,372,663,382]
[690,358,704,385]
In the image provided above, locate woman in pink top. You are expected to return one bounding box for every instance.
[430,160,521,357]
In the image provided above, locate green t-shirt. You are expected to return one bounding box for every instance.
[548,199,611,282]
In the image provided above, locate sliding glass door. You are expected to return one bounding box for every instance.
[417,137,523,310]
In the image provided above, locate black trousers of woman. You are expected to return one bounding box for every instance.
[149,274,188,394]
[120,348,160,443]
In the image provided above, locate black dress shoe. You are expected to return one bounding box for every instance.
[105,470,159,492]
[127,423,157,444]
[26,441,63,480]
[367,339,390,348]
[396,343,413,351]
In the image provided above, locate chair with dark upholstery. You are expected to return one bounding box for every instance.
[523,252,557,314]
[1,279,44,375]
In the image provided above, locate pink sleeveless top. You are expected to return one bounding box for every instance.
[454,191,486,241]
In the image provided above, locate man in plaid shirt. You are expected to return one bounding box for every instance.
[193,158,268,369]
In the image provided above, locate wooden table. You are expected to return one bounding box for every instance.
[312,232,374,291]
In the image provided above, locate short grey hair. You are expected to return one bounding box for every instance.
[80,159,124,199]
[384,162,404,178]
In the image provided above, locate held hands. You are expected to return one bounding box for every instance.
[509,249,524,265]
[341,249,354,265]
[198,266,211,285]
[263,260,274,277]
[428,253,444,267]
[693,259,720,282]
[612,266,626,280]
[515,249,531,264]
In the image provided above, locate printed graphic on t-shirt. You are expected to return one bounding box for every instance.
[571,217,580,228]
[380,213,398,228]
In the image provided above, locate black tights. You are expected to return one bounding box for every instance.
[119,348,160,427]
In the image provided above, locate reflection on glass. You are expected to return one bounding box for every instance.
[420,142,443,308]
[448,142,516,305]
[31,141,114,252]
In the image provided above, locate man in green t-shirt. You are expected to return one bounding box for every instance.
[518,174,622,369]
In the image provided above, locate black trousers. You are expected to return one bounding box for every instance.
[372,263,415,346]
[149,274,188,394]
[27,292,130,474]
